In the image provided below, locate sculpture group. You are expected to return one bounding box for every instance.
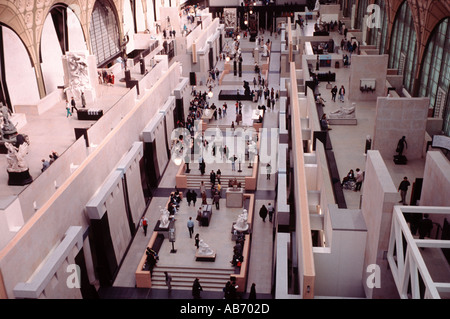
[1,102,32,185]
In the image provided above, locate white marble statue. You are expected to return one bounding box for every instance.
[314,0,320,11]
[159,208,170,228]
[0,102,17,136]
[197,239,214,256]
[329,105,356,118]
[5,140,29,173]
[234,209,249,231]
[263,44,268,57]
[64,52,91,100]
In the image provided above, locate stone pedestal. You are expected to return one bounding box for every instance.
[195,251,216,261]
[226,188,244,208]
[7,169,33,186]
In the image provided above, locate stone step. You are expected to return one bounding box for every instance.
[151,265,235,291]
[186,177,246,189]
[153,265,234,274]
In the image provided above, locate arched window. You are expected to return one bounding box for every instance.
[368,0,388,54]
[419,18,450,136]
[0,25,40,111]
[388,1,417,94]
[41,5,87,95]
[89,0,121,67]
[355,0,368,30]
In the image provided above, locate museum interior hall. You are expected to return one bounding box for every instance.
[0,0,449,300]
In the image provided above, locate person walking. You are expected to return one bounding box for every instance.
[164,271,172,292]
[267,203,274,222]
[331,85,337,102]
[398,176,411,205]
[70,97,78,113]
[266,163,272,180]
[216,169,222,185]
[65,100,72,117]
[192,278,203,299]
[213,191,220,210]
[191,189,198,206]
[231,154,237,171]
[140,217,149,236]
[194,233,200,249]
[338,85,345,102]
[259,204,268,222]
[81,91,86,108]
[186,190,192,206]
[354,168,364,191]
[187,217,195,238]
[209,170,216,186]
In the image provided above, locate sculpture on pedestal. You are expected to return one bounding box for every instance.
[0,103,17,138]
[159,208,171,228]
[197,239,214,256]
[5,134,33,185]
[234,209,249,232]
[0,103,18,151]
[329,105,356,118]
[64,52,91,101]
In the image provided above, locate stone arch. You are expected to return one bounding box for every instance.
[0,24,41,110]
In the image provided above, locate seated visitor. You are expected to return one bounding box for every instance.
[341,169,355,186]
[320,114,331,130]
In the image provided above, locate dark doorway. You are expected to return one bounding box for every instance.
[208,47,214,71]
[139,156,152,205]
[89,213,118,287]
[144,141,160,188]
[74,247,99,299]
[121,174,136,236]
[175,98,185,126]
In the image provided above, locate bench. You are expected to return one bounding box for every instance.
[135,232,161,287]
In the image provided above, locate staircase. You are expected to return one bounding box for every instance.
[151,265,235,291]
[186,174,246,190]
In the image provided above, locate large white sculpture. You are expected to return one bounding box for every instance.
[5,138,30,173]
[234,209,249,232]
[197,239,214,256]
[314,0,320,11]
[329,105,356,119]
[159,208,171,228]
[63,52,92,101]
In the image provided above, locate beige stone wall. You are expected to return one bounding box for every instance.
[373,97,429,160]
[348,55,388,101]
[420,151,450,208]
[360,150,397,299]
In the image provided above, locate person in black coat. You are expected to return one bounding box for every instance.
[192,278,203,299]
[191,190,198,206]
[249,283,257,299]
[186,190,192,206]
[210,170,216,186]
[418,214,433,239]
[259,205,268,222]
